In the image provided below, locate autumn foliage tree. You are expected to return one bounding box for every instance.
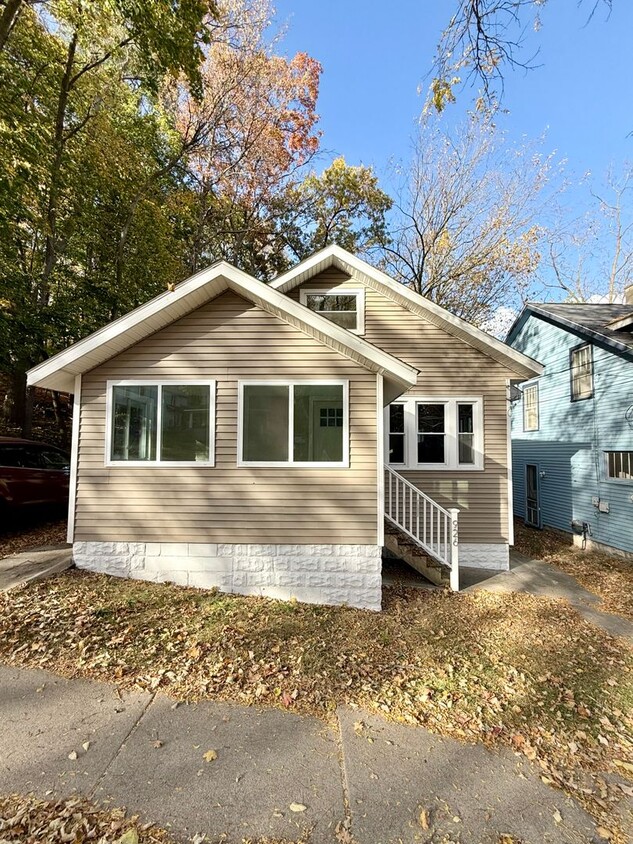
[379,114,556,324]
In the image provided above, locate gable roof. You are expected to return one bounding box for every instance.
[27,261,418,401]
[506,303,633,358]
[269,245,543,379]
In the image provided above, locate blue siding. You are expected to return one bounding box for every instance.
[509,315,633,553]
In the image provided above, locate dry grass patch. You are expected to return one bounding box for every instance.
[1,570,632,840]
[514,520,633,622]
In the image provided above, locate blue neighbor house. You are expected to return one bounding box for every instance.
[506,289,633,557]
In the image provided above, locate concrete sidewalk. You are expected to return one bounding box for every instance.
[461,551,633,642]
[0,545,72,591]
[0,664,612,844]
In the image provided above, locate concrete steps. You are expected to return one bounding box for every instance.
[384,521,449,587]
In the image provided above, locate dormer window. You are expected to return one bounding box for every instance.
[300,288,365,334]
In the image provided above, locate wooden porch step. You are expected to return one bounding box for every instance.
[384,520,449,587]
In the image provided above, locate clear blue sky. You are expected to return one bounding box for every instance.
[272,1,632,189]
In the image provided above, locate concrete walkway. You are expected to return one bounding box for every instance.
[461,551,633,642]
[0,664,614,844]
[0,545,72,591]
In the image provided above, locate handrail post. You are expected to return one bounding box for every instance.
[449,508,460,592]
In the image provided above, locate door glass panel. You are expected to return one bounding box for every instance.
[526,464,539,526]
[242,385,289,462]
[293,384,344,462]
[161,385,210,462]
[111,386,158,461]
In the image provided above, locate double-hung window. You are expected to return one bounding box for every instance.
[299,288,365,334]
[106,381,215,466]
[239,381,349,467]
[523,383,539,432]
[570,344,593,400]
[386,397,483,469]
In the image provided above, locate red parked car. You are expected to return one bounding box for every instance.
[0,436,70,513]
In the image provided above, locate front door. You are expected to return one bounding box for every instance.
[525,464,540,528]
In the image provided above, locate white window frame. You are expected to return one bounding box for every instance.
[383,396,484,471]
[105,379,216,467]
[237,379,350,468]
[299,287,365,335]
[570,343,593,401]
[604,450,633,483]
[523,382,539,432]
[387,401,407,465]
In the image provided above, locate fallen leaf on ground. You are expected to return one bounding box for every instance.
[289,803,307,812]
[203,749,217,762]
[67,750,77,760]
[419,808,430,829]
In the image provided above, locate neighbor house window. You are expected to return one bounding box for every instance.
[570,344,593,400]
[239,381,348,466]
[107,381,215,465]
[385,397,483,469]
[605,451,633,481]
[299,288,365,334]
[523,383,539,432]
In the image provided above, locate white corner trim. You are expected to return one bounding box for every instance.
[236,379,350,468]
[376,373,384,546]
[67,374,81,543]
[299,286,366,335]
[270,245,542,379]
[104,379,216,468]
[506,379,514,546]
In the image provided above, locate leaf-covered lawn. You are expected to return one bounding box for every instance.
[0,793,307,844]
[514,520,633,622]
[1,571,632,841]
[0,514,67,559]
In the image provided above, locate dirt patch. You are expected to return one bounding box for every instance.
[514,520,633,622]
[0,515,67,559]
[1,570,632,840]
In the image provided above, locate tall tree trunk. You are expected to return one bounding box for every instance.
[0,0,23,53]
[39,31,77,306]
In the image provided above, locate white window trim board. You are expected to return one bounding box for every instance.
[237,379,350,468]
[104,379,216,467]
[376,373,384,545]
[384,396,484,471]
[299,287,366,335]
[67,374,81,543]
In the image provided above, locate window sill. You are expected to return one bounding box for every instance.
[106,460,215,468]
[389,463,484,472]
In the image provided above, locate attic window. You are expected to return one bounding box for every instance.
[299,288,365,334]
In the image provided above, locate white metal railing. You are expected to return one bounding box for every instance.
[384,464,460,591]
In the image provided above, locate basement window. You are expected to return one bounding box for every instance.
[107,381,215,466]
[605,451,633,481]
[299,288,365,334]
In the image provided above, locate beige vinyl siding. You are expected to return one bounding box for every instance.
[76,290,378,544]
[292,269,514,544]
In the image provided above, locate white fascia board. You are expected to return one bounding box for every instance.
[270,244,544,380]
[27,259,418,396]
